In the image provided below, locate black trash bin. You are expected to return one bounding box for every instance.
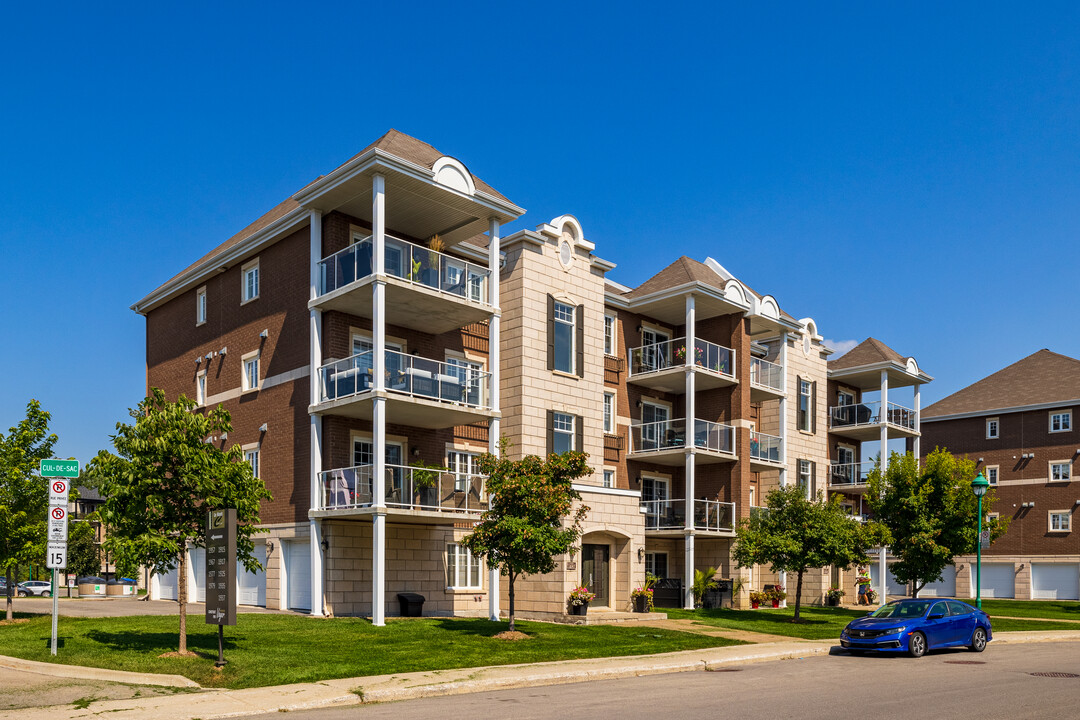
[397,592,425,617]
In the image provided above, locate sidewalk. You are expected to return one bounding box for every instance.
[0,630,1077,720]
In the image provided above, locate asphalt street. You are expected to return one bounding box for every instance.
[3,596,289,617]
[242,641,1080,720]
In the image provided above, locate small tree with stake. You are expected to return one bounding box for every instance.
[462,441,591,632]
[89,389,271,655]
[733,485,889,622]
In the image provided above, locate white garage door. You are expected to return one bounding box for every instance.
[870,565,907,597]
[190,547,206,603]
[286,541,311,611]
[921,565,957,598]
[975,563,1015,598]
[156,566,178,601]
[238,544,267,607]
[1032,564,1080,600]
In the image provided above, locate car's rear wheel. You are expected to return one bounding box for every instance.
[908,631,927,658]
[970,627,987,652]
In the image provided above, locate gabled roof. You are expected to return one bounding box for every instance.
[923,349,1080,418]
[828,337,907,370]
[623,256,727,299]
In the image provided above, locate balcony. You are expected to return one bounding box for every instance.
[828,461,876,494]
[749,357,785,402]
[828,401,918,441]
[312,349,494,428]
[748,430,783,472]
[627,338,736,393]
[628,419,736,466]
[311,235,493,334]
[313,463,486,522]
[642,499,736,535]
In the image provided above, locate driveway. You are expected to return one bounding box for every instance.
[4,596,295,618]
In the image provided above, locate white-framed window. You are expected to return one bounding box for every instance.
[837,390,855,406]
[242,351,260,392]
[987,512,999,523]
[446,356,485,406]
[552,412,575,454]
[196,286,207,325]
[986,465,998,485]
[241,259,260,303]
[1049,461,1071,482]
[196,370,207,406]
[1050,410,1072,433]
[448,450,479,493]
[986,417,999,439]
[1049,511,1071,533]
[245,448,260,479]
[645,552,668,579]
[446,543,482,588]
[553,301,575,374]
[603,392,616,434]
[602,469,615,488]
[604,314,617,357]
[798,459,812,498]
[642,476,669,502]
[798,379,813,432]
[748,485,755,508]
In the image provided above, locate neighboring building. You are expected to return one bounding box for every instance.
[132,130,929,618]
[919,350,1080,601]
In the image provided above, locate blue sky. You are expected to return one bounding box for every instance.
[2,2,1079,462]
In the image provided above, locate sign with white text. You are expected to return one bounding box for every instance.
[40,459,79,478]
[205,509,237,626]
[48,505,68,542]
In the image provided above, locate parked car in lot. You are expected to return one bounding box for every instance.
[840,598,992,657]
[17,580,53,597]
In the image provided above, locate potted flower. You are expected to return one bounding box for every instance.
[826,587,845,607]
[631,586,654,613]
[568,586,596,616]
[866,588,878,604]
[749,590,766,609]
[767,587,787,608]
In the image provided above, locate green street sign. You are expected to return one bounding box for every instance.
[40,459,79,478]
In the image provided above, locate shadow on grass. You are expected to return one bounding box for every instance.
[688,608,863,627]
[85,629,244,654]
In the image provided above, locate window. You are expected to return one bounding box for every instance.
[986,465,998,485]
[604,314,617,356]
[748,485,755,508]
[603,392,615,434]
[1050,410,1072,433]
[196,370,207,405]
[837,390,855,406]
[645,552,668,579]
[241,259,260,303]
[1049,512,1071,533]
[447,357,484,406]
[798,378,814,432]
[1050,462,1071,482]
[552,412,575,454]
[986,417,999,439]
[798,460,813,498]
[602,469,614,488]
[245,449,260,479]
[446,543,482,588]
[196,287,207,325]
[448,451,479,493]
[552,300,575,374]
[987,512,999,523]
[242,352,260,391]
[642,477,669,502]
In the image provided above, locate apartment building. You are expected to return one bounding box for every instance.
[919,350,1080,601]
[132,130,929,618]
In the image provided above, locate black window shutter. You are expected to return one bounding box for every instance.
[811,461,817,496]
[547,410,554,456]
[797,375,804,430]
[575,414,584,452]
[547,295,556,371]
[575,304,585,377]
[811,381,818,434]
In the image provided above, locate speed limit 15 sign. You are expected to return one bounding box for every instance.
[47,542,67,569]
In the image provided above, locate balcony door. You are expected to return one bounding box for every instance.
[642,476,669,528]
[581,544,610,608]
[641,402,669,450]
[836,446,855,483]
[641,328,670,371]
[352,336,403,390]
[353,438,404,503]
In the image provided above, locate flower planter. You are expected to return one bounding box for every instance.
[633,595,648,613]
[750,600,760,609]
[569,602,589,616]
[826,596,840,607]
[771,599,780,608]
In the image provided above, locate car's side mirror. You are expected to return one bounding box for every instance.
[928,613,945,620]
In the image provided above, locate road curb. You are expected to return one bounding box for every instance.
[0,654,201,688]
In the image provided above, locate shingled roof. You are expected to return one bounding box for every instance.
[923,349,1080,418]
[623,257,727,299]
[828,337,907,370]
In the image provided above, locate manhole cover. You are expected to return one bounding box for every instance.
[945,661,986,665]
[1029,672,1080,678]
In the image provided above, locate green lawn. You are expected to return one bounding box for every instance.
[0,613,744,689]
[977,599,1080,621]
[666,605,1080,640]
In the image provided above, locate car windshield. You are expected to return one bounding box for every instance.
[869,600,932,619]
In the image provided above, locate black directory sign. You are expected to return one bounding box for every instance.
[205,508,237,626]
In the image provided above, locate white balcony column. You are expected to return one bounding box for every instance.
[879,546,888,606]
[879,369,889,467]
[684,294,696,531]
[373,174,385,277]
[778,332,788,488]
[913,383,921,465]
[487,217,501,622]
[683,531,696,610]
[308,209,325,617]
[371,174,388,626]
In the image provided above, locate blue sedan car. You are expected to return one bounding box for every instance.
[840,598,992,657]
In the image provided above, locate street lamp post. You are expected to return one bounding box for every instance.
[971,472,989,609]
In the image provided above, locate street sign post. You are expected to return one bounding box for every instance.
[40,464,75,658]
[40,459,79,478]
[205,509,237,667]
[980,530,990,549]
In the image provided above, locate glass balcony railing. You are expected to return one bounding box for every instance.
[630,419,735,454]
[642,499,736,532]
[828,461,876,487]
[629,337,735,379]
[317,235,490,303]
[749,357,784,393]
[319,463,486,514]
[319,349,490,408]
[829,401,916,431]
[749,430,782,464]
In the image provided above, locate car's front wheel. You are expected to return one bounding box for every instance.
[908,631,927,658]
[41,591,51,598]
[17,591,28,598]
[970,627,987,652]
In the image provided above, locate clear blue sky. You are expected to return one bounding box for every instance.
[3,2,1079,462]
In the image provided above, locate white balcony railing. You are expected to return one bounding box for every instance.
[319,463,486,514]
[630,419,735,455]
[828,461,876,488]
[319,349,490,409]
[749,430,782,464]
[318,235,490,303]
[642,499,736,532]
[749,357,784,393]
[829,401,916,431]
[629,337,735,379]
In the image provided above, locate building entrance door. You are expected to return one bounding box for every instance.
[582,544,610,608]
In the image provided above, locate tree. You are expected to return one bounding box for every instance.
[88,389,271,654]
[867,449,1007,598]
[733,485,889,622]
[0,400,58,621]
[462,443,591,632]
[66,517,102,580]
